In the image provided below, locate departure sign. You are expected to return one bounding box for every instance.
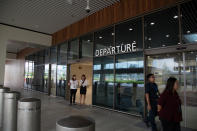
[95,43,137,57]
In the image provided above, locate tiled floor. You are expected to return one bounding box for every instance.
[20,89,149,131]
[1,89,196,131]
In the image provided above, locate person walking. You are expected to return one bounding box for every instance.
[158,77,182,131]
[68,75,78,105]
[80,74,88,105]
[145,73,160,131]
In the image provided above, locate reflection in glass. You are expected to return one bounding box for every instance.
[181,0,197,44]
[68,39,79,61]
[56,65,67,97]
[44,49,50,93]
[44,64,49,93]
[115,18,143,51]
[93,56,114,108]
[144,7,179,48]
[115,52,144,115]
[80,34,93,58]
[94,27,114,56]
[185,51,197,129]
[147,53,185,126]
[58,43,68,65]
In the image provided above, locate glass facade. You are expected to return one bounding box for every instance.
[115,52,144,115]
[79,34,93,58]
[24,1,197,129]
[57,43,68,97]
[68,39,79,61]
[181,0,197,44]
[144,7,179,48]
[115,18,143,51]
[93,56,114,108]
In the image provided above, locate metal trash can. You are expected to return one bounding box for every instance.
[56,116,95,131]
[2,91,20,131]
[0,87,10,128]
[17,98,41,131]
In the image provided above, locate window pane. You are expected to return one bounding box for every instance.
[45,49,50,64]
[80,34,93,58]
[116,18,143,51]
[68,39,79,61]
[144,7,180,48]
[181,0,197,44]
[94,27,114,57]
[58,42,68,65]
[50,46,57,64]
[115,52,144,115]
[93,56,114,108]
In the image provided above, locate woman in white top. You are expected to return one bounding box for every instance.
[68,75,78,105]
[80,74,88,105]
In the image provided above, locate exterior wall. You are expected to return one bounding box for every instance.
[4,48,40,89]
[52,0,184,45]
[0,24,52,86]
[70,62,93,105]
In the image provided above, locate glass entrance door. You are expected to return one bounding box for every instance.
[56,65,67,97]
[146,51,197,129]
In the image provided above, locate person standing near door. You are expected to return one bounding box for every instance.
[158,77,182,131]
[68,75,78,105]
[145,73,160,131]
[80,74,88,105]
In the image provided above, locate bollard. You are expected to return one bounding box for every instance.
[2,91,20,131]
[56,115,95,131]
[0,87,10,128]
[17,98,41,131]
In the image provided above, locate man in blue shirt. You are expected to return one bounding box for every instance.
[145,73,160,131]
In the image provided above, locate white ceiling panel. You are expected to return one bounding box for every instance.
[0,0,120,34]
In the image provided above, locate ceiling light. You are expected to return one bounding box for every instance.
[148,38,152,41]
[150,22,155,26]
[173,15,178,19]
[87,40,90,42]
[112,33,115,36]
[187,30,190,34]
[166,34,170,38]
[99,36,102,39]
[129,28,133,31]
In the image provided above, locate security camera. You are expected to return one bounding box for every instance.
[85,0,90,13]
[85,6,90,13]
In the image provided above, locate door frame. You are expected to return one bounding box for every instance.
[144,44,197,128]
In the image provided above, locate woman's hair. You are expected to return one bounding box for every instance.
[72,75,76,81]
[164,77,177,94]
[81,74,86,80]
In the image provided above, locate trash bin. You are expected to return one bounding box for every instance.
[0,87,10,128]
[56,115,95,131]
[17,98,41,131]
[2,91,20,131]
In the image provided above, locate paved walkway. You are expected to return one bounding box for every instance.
[1,89,196,131]
[21,89,149,131]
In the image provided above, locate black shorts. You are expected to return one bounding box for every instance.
[80,86,87,95]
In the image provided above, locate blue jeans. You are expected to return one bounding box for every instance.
[148,109,158,131]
